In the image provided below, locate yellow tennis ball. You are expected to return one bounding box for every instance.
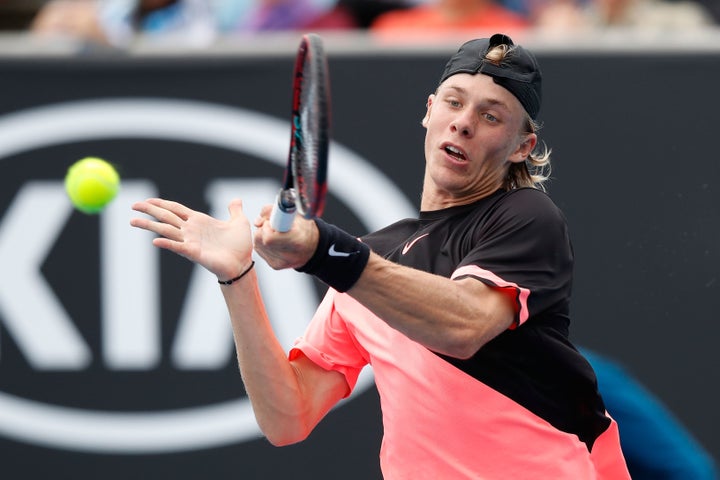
[64,157,120,214]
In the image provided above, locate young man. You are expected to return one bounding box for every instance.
[131,34,630,478]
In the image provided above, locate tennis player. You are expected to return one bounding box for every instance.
[131,34,630,478]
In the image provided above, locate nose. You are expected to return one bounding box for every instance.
[450,111,475,138]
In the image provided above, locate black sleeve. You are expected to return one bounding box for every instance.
[457,188,574,319]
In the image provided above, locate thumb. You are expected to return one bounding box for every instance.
[227,198,245,219]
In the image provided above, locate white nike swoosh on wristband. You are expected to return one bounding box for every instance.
[328,244,359,257]
[402,233,429,255]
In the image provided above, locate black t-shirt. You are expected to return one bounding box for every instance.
[362,187,611,450]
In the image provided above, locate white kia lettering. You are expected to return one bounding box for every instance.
[0,98,415,453]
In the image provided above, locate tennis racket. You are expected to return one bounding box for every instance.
[269,33,330,232]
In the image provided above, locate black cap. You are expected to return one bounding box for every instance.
[439,34,542,119]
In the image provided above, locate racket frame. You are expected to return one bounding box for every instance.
[270,33,330,232]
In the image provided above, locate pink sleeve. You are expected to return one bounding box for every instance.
[452,264,531,327]
[289,290,368,396]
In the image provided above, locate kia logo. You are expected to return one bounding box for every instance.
[0,99,415,453]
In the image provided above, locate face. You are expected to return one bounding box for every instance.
[421,73,536,209]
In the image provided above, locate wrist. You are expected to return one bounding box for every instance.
[296,219,370,292]
[218,261,255,286]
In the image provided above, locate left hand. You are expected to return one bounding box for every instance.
[130,198,253,281]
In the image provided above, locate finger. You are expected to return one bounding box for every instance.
[152,236,188,255]
[254,204,273,228]
[227,198,244,219]
[130,216,185,242]
[145,198,193,222]
[252,220,265,245]
[258,204,273,219]
[132,199,185,229]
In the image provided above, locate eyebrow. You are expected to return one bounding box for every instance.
[442,85,511,111]
[442,85,470,97]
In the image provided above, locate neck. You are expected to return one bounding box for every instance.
[420,165,507,211]
[420,184,502,211]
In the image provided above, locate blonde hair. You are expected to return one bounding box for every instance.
[507,116,551,191]
[486,44,552,191]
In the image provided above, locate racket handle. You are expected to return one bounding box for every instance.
[270,188,297,232]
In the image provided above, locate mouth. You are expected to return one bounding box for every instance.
[442,144,467,162]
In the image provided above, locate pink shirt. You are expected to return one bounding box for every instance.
[291,290,630,479]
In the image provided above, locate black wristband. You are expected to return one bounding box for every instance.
[296,219,370,292]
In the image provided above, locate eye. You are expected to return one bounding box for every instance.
[446,98,461,108]
[483,113,498,122]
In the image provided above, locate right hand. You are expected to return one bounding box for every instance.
[130,198,254,281]
[253,204,319,271]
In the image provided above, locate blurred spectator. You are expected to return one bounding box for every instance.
[307,0,414,29]
[0,0,49,30]
[236,0,416,32]
[29,0,378,46]
[31,0,218,47]
[31,0,109,43]
[370,0,529,38]
[532,0,714,30]
[236,0,328,31]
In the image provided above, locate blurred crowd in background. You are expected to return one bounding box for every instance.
[0,0,718,48]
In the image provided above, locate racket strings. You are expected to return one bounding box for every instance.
[293,49,329,217]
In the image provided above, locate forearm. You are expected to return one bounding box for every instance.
[220,269,320,445]
[348,252,515,359]
[286,220,516,358]
[130,199,341,445]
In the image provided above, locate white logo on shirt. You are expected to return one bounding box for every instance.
[402,233,430,255]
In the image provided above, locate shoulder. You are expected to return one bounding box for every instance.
[480,189,570,244]
[361,217,419,254]
[491,188,565,221]
[500,187,557,205]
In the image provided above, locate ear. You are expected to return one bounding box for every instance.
[421,94,435,128]
[509,133,537,164]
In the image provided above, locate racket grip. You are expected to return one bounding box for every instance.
[270,189,297,232]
